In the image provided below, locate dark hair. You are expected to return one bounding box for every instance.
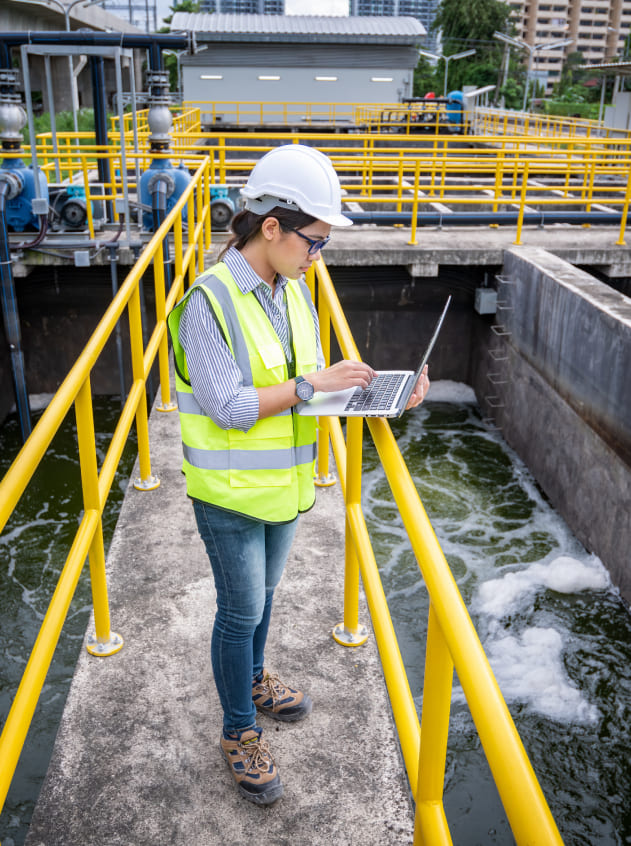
[218,205,317,259]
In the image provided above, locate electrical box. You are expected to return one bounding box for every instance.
[475,288,497,315]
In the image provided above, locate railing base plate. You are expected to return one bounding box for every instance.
[332,622,369,647]
[314,473,337,487]
[133,475,161,491]
[86,632,124,657]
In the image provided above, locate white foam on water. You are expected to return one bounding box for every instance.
[474,555,611,724]
[476,555,611,619]
[425,379,477,404]
[485,627,601,724]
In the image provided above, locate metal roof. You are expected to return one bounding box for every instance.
[170,13,426,43]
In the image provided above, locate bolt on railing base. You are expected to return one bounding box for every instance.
[314,472,336,487]
[332,622,369,647]
[156,402,178,413]
[86,632,124,657]
[133,475,160,491]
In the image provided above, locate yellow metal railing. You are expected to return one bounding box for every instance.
[305,258,564,845]
[0,156,212,823]
[25,123,631,247]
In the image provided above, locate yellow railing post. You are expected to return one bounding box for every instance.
[514,161,529,245]
[75,378,124,657]
[333,416,369,647]
[204,156,212,252]
[129,282,160,492]
[408,158,421,245]
[307,264,336,488]
[413,604,454,846]
[616,161,631,245]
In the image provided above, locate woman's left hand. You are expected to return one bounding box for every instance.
[406,365,430,410]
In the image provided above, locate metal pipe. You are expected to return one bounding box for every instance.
[345,210,630,226]
[0,32,189,51]
[0,180,32,440]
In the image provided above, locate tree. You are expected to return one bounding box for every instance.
[413,56,440,98]
[430,0,513,93]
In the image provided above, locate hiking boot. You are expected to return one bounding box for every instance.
[252,670,313,722]
[220,727,283,806]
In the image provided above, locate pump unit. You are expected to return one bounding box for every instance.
[47,184,106,231]
[210,186,241,231]
[139,159,192,231]
[0,158,49,231]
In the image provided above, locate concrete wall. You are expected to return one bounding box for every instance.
[473,246,631,602]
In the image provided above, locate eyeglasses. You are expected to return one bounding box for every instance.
[286,227,330,256]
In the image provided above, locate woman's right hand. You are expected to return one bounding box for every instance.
[309,360,377,394]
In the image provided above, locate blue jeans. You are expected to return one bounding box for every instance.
[192,499,298,734]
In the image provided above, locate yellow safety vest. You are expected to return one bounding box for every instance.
[168,261,318,523]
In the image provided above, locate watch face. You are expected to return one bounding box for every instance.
[296,379,314,401]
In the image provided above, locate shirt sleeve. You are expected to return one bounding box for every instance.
[179,288,259,432]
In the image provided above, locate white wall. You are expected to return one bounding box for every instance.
[182,64,410,117]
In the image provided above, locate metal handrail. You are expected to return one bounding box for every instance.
[307,257,564,845]
[0,157,212,820]
[23,123,631,245]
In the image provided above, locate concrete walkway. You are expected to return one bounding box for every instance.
[24,395,414,846]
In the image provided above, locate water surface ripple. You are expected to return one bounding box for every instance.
[362,384,631,846]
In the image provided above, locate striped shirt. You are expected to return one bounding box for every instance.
[179,247,323,432]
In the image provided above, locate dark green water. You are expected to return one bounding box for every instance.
[363,387,631,845]
[0,399,137,846]
[1,390,630,845]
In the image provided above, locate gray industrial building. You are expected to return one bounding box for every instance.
[171,12,426,113]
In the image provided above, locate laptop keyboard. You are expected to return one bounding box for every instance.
[344,372,407,413]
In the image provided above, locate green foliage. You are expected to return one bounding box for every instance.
[500,77,523,110]
[432,0,511,56]
[413,57,440,98]
[422,0,515,97]
[160,0,200,29]
[21,108,96,143]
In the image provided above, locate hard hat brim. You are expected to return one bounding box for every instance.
[242,193,353,226]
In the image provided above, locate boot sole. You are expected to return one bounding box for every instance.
[255,694,313,722]
[220,745,284,806]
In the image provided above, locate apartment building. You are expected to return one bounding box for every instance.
[506,0,629,91]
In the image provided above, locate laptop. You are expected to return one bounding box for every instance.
[296,295,451,418]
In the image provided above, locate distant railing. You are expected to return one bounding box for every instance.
[305,258,565,845]
[0,157,212,825]
[19,124,631,250]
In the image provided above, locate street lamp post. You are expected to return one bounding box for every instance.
[494,31,573,111]
[419,48,477,98]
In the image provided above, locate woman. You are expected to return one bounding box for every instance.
[168,144,430,806]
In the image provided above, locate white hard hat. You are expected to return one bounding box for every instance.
[240,144,352,227]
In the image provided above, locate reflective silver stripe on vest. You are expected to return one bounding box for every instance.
[197,274,253,386]
[177,390,206,416]
[183,442,315,471]
[176,389,291,418]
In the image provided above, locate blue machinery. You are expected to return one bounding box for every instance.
[0,31,190,441]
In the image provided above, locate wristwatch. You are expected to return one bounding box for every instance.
[294,375,315,401]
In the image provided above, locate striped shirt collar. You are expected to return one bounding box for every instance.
[223,246,289,296]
